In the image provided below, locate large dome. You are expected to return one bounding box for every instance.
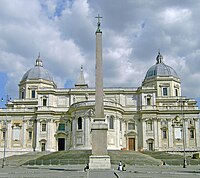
[144,52,179,81]
[21,56,54,82]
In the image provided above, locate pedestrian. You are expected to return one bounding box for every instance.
[118,161,122,171]
[122,164,126,171]
[84,163,89,172]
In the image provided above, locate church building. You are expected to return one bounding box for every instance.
[0,29,200,157]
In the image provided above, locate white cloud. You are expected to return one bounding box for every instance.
[0,0,200,100]
[160,8,191,25]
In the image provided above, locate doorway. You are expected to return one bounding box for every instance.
[148,142,153,151]
[128,138,135,150]
[58,138,65,151]
[41,143,46,151]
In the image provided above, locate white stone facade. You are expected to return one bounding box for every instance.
[0,53,200,157]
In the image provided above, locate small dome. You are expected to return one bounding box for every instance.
[144,52,179,80]
[21,56,54,82]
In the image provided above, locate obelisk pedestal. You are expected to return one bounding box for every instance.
[89,15,111,170]
[89,121,110,169]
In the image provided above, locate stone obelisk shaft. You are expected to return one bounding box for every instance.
[95,31,104,119]
[92,29,107,156]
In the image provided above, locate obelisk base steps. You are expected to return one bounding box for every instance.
[89,155,111,170]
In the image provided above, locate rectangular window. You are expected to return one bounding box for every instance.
[161,120,167,125]
[31,90,36,98]
[78,117,82,130]
[162,130,167,139]
[21,91,25,99]
[120,121,122,131]
[190,130,194,139]
[13,126,20,141]
[28,131,32,140]
[28,121,33,126]
[175,89,178,96]
[58,123,65,131]
[2,120,6,126]
[163,88,168,96]
[174,128,182,139]
[109,116,114,129]
[128,123,135,130]
[41,123,46,132]
[3,131,6,140]
[43,98,47,106]
[147,121,153,131]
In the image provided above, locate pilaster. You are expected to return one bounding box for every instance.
[194,118,200,147]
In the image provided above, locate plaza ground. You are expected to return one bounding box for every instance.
[0,164,200,178]
[0,151,200,177]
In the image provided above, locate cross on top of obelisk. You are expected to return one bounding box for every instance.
[95,14,102,33]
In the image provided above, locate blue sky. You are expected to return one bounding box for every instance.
[0,0,200,108]
[0,73,7,107]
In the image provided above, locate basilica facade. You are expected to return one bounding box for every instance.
[0,51,200,157]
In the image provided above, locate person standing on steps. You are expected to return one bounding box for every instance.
[118,161,122,171]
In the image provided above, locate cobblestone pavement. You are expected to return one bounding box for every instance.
[0,165,200,178]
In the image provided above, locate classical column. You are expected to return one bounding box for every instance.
[6,120,12,149]
[167,119,173,149]
[116,118,120,148]
[47,119,54,151]
[35,120,40,151]
[22,120,27,149]
[184,119,188,148]
[72,117,76,149]
[89,14,111,170]
[153,118,158,150]
[142,119,147,149]
[84,116,90,148]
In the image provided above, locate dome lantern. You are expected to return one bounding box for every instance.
[35,54,43,67]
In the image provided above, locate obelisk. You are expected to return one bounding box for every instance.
[89,15,111,170]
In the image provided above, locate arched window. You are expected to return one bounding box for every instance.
[147,98,151,106]
[78,117,82,130]
[146,95,151,106]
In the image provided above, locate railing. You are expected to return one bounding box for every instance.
[0,108,35,113]
[23,158,200,166]
[70,100,123,110]
[140,105,199,111]
[37,106,69,112]
[24,159,89,166]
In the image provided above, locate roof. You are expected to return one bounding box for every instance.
[21,56,54,82]
[144,52,179,80]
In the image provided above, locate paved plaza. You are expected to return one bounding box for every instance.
[0,165,200,178]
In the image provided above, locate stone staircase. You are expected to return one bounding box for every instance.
[109,150,161,165]
[0,150,162,167]
[0,151,50,167]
